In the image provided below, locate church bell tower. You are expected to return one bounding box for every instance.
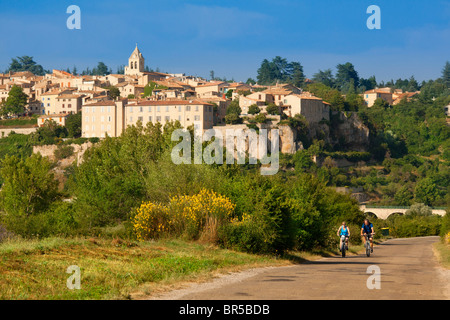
[124,44,145,76]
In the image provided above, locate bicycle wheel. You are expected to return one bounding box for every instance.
[366,242,370,257]
[341,242,346,257]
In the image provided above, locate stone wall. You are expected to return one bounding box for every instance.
[0,127,38,137]
[33,142,93,164]
[210,122,301,156]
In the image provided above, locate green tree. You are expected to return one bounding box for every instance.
[360,76,377,91]
[28,119,68,145]
[265,103,280,115]
[248,104,261,115]
[92,62,109,76]
[225,113,242,124]
[254,113,267,123]
[226,100,242,115]
[312,69,335,88]
[70,121,181,227]
[335,62,359,92]
[1,85,28,117]
[394,185,414,206]
[372,97,390,109]
[257,59,274,85]
[405,203,432,216]
[107,86,121,100]
[414,178,440,206]
[0,154,59,219]
[442,61,450,88]
[289,61,305,87]
[226,89,234,99]
[143,82,157,98]
[65,112,82,138]
[307,82,346,111]
[7,56,45,76]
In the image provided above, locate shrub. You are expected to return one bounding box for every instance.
[386,214,442,238]
[132,202,170,241]
[54,145,74,160]
[218,212,276,254]
[248,104,261,115]
[405,203,432,216]
[265,103,279,115]
[225,113,242,124]
[132,189,235,242]
[254,113,267,124]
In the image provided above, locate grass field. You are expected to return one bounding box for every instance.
[0,237,295,300]
[0,117,38,127]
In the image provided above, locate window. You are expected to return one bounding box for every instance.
[138,116,143,122]
[165,106,169,112]
[129,107,133,113]
[62,104,65,108]
[130,116,133,122]
[195,106,199,111]
[139,107,143,112]
[186,106,191,111]
[194,115,200,121]
[92,116,95,122]
[157,106,161,112]
[178,106,181,112]
[108,116,112,122]
[156,116,161,122]
[149,116,152,122]
[148,106,152,112]
[85,116,89,122]
[165,116,170,122]
[108,106,111,113]
[101,116,105,122]
[178,115,181,121]
[68,104,72,108]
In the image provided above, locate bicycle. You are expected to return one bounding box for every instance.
[339,235,349,257]
[362,233,374,257]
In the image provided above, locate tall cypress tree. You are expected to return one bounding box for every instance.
[442,61,450,88]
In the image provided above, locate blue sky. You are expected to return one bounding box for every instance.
[0,0,449,82]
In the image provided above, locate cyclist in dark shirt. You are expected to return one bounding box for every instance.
[361,219,375,253]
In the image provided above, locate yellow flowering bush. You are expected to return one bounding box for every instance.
[132,189,235,241]
[132,202,170,241]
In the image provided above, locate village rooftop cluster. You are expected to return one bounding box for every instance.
[0,46,421,138]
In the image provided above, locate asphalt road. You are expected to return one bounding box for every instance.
[162,236,449,300]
